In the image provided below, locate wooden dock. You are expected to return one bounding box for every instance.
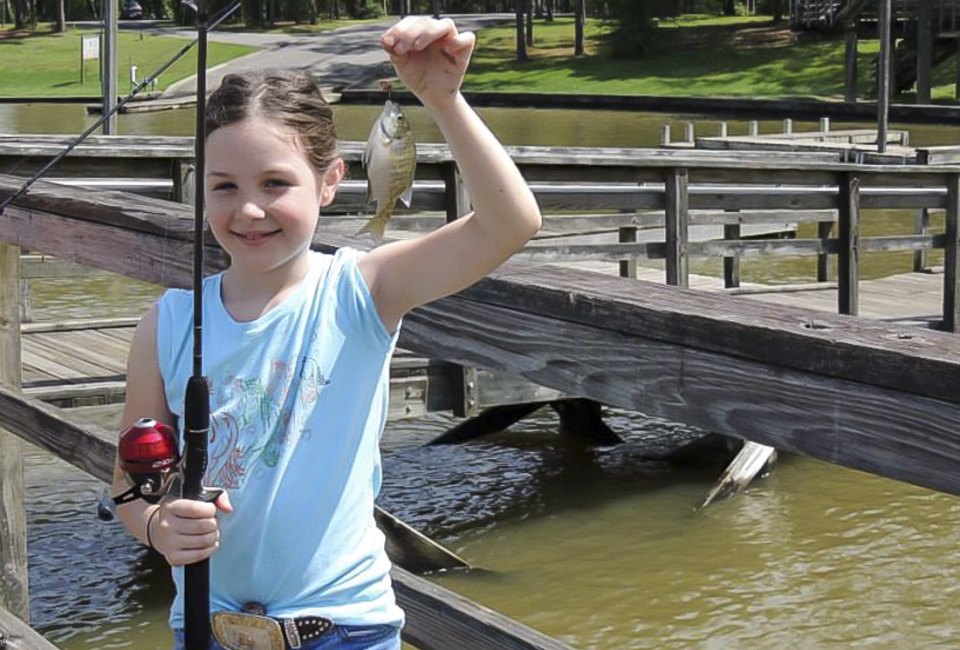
[8,135,960,648]
[19,266,949,412]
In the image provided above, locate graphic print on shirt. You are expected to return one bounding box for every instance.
[204,354,330,489]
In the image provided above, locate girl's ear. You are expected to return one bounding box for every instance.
[318,158,345,207]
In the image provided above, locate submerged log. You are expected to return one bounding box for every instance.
[700,440,777,508]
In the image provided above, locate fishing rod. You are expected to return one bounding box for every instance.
[0,5,240,648]
[181,0,221,647]
[0,0,241,215]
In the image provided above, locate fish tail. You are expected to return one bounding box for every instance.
[357,204,392,239]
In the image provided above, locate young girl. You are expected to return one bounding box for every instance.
[111,16,541,650]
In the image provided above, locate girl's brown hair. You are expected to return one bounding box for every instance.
[205,70,339,173]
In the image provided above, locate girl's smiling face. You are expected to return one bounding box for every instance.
[205,117,340,276]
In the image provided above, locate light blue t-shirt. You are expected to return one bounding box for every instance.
[155,248,403,629]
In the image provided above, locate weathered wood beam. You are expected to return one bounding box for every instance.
[0,386,569,650]
[392,566,572,650]
[0,242,29,623]
[400,295,960,497]
[0,605,61,649]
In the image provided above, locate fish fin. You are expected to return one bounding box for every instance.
[399,183,413,208]
[357,206,390,240]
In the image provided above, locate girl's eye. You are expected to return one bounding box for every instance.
[265,179,291,188]
[212,182,236,191]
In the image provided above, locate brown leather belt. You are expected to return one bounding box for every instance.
[241,602,335,649]
[280,615,335,649]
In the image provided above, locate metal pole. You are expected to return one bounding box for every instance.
[877,0,891,153]
[102,0,117,134]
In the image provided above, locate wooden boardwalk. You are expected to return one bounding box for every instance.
[21,266,949,412]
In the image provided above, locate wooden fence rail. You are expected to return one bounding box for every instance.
[3,134,960,327]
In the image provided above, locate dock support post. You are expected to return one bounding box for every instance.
[914,208,930,273]
[917,0,933,104]
[723,223,741,289]
[0,242,28,622]
[817,221,833,282]
[619,216,638,279]
[442,162,484,416]
[838,173,861,316]
[551,399,622,446]
[878,0,892,153]
[845,22,858,103]
[665,168,689,288]
[943,173,960,332]
[660,124,671,146]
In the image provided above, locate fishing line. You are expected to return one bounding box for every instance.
[0,0,242,216]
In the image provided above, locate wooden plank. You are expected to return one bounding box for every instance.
[0,243,29,623]
[0,387,565,649]
[665,168,689,287]
[0,605,61,649]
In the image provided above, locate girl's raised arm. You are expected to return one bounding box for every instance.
[358,17,542,332]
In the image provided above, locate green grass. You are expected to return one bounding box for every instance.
[0,25,256,97]
[463,15,960,101]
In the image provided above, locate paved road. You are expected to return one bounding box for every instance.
[159,13,513,99]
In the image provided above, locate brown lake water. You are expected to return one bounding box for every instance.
[7,102,960,649]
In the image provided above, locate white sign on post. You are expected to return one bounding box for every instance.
[80,34,99,84]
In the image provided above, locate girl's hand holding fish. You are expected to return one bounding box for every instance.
[380,17,475,111]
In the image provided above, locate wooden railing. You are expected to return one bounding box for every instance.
[4,152,960,644]
[3,135,955,327]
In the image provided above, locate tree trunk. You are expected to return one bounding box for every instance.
[525,0,533,46]
[723,0,735,16]
[55,0,64,31]
[772,0,782,22]
[515,0,527,61]
[545,0,553,21]
[13,0,23,28]
[574,0,584,55]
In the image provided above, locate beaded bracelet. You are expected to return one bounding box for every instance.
[145,506,161,553]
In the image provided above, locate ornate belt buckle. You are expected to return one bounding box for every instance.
[212,611,285,650]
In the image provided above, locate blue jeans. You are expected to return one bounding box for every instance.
[173,624,401,649]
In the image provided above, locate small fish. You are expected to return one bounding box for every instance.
[360,100,416,238]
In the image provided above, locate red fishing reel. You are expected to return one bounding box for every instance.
[112,417,182,507]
